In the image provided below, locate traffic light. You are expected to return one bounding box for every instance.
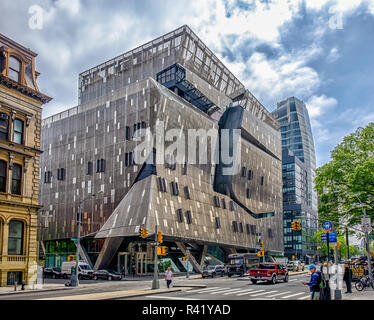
[291,221,296,231]
[260,241,264,249]
[157,231,163,244]
[182,256,186,262]
[296,220,301,231]
[257,250,264,257]
[67,255,75,262]
[139,227,149,238]
[157,246,168,256]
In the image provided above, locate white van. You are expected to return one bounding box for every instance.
[61,261,94,279]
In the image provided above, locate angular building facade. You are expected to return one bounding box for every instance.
[271,97,318,262]
[39,26,283,274]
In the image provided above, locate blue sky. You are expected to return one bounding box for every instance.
[1,0,373,167]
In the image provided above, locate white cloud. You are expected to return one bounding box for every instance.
[306,95,338,118]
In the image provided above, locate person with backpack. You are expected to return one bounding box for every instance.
[303,264,322,300]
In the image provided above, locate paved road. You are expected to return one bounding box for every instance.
[124,274,312,300]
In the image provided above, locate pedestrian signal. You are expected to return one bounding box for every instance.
[157,246,168,256]
[67,255,75,262]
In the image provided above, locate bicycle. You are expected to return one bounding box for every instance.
[355,275,374,291]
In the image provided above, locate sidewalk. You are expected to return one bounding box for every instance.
[0,274,204,296]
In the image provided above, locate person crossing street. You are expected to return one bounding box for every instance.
[303,264,322,300]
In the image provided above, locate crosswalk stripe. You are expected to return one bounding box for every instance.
[250,290,278,297]
[298,295,311,300]
[237,289,265,296]
[195,287,228,294]
[145,295,201,300]
[188,287,220,293]
[281,292,305,299]
[222,288,252,295]
[227,289,256,295]
[209,288,240,295]
[288,279,299,282]
[266,291,291,298]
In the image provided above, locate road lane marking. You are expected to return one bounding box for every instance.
[266,291,291,298]
[144,295,201,300]
[281,292,305,299]
[297,295,311,300]
[237,289,265,296]
[187,287,220,293]
[288,279,299,282]
[249,290,278,297]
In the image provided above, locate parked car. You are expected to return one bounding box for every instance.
[248,263,289,284]
[287,260,305,272]
[93,269,122,281]
[61,261,94,280]
[43,267,62,279]
[202,265,226,278]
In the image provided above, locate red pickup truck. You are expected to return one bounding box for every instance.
[248,263,289,284]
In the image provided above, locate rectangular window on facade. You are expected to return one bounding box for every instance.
[251,225,256,235]
[229,201,236,211]
[215,217,221,229]
[221,198,226,209]
[141,121,146,128]
[87,161,93,175]
[239,222,244,233]
[213,196,220,208]
[260,176,264,186]
[246,224,250,234]
[96,159,106,173]
[241,167,247,177]
[125,126,131,140]
[246,188,251,199]
[0,113,9,140]
[157,177,167,192]
[8,220,23,255]
[0,160,7,192]
[11,164,21,195]
[171,181,179,196]
[184,186,190,199]
[177,209,183,223]
[248,170,253,180]
[13,119,24,144]
[57,168,65,181]
[44,171,52,183]
[185,211,192,224]
[232,221,238,233]
[7,271,23,285]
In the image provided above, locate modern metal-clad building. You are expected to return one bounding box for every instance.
[39,25,283,274]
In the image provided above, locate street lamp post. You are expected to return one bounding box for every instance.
[362,208,373,285]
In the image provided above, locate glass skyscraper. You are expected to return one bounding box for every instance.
[272,97,318,262]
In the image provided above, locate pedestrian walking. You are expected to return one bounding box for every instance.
[164,267,173,289]
[343,264,353,293]
[303,264,322,300]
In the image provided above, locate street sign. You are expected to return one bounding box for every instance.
[321,232,337,243]
[323,221,333,232]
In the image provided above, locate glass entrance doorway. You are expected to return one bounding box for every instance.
[136,252,147,275]
[118,252,130,275]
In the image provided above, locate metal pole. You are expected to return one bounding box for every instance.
[152,225,160,289]
[71,201,81,287]
[363,209,373,285]
[186,249,190,278]
[345,228,352,290]
[327,231,330,279]
[334,242,342,300]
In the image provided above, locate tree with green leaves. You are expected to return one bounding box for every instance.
[315,123,374,232]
